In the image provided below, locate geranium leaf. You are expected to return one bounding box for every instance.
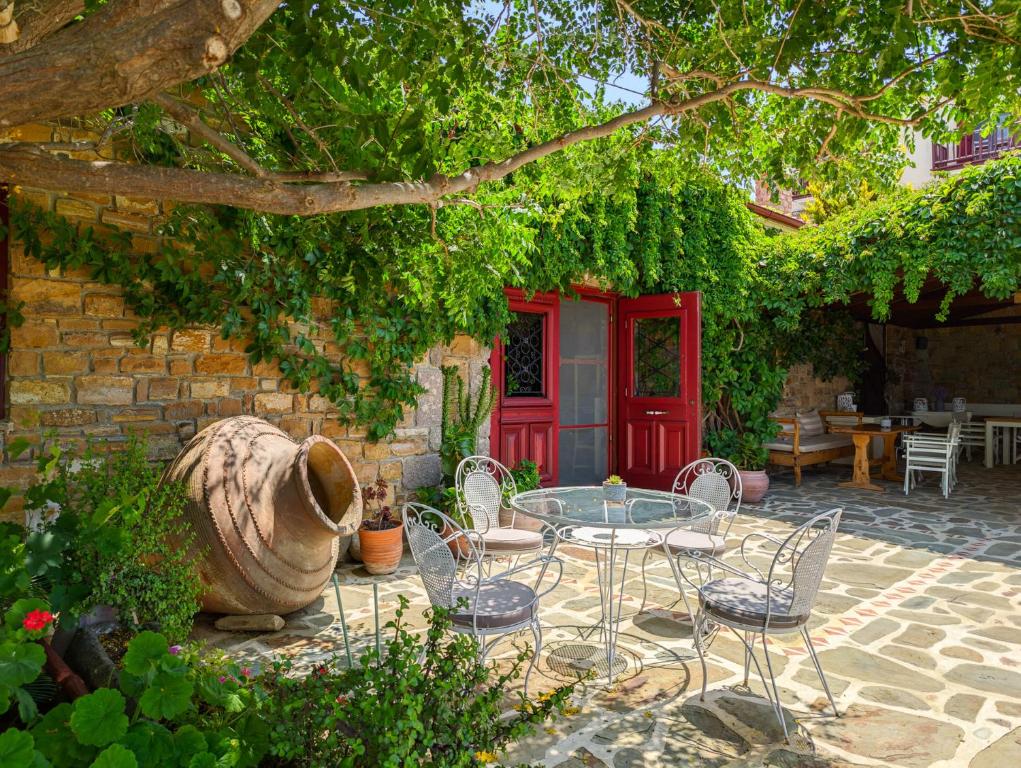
[138,670,193,720]
[0,728,35,768]
[90,744,137,768]
[0,642,46,688]
[70,689,128,747]
[121,631,168,677]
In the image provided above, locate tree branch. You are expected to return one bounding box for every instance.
[0,0,83,54]
[0,80,936,215]
[0,0,279,128]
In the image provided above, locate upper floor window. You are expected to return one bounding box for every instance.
[932,121,1018,171]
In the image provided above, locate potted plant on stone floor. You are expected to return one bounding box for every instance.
[729,432,771,502]
[706,426,772,503]
[357,475,404,575]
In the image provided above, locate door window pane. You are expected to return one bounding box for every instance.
[559,301,608,425]
[558,427,608,485]
[634,317,680,397]
[504,311,544,397]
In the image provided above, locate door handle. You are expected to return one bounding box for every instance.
[644,410,668,416]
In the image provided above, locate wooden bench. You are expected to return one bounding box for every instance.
[766,410,862,486]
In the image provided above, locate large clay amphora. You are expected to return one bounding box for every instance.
[162,416,362,615]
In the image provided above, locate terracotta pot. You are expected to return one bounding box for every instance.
[162,416,362,615]
[441,522,474,558]
[739,469,770,503]
[358,523,404,575]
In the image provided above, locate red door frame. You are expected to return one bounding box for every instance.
[490,287,700,486]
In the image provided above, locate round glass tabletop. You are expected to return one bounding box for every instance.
[509,486,714,530]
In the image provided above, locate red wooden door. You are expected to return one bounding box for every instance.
[617,292,701,490]
[490,292,558,484]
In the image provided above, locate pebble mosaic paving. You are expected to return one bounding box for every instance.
[194,461,1021,767]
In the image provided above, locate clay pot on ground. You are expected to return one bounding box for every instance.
[358,523,404,575]
[739,469,770,503]
[161,416,362,615]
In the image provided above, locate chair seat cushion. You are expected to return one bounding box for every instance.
[699,577,806,629]
[451,580,537,629]
[664,530,726,556]
[481,527,543,553]
[765,434,852,453]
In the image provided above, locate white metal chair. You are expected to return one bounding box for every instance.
[455,456,550,562]
[680,508,843,743]
[903,422,961,497]
[957,421,985,462]
[401,502,563,695]
[638,457,743,619]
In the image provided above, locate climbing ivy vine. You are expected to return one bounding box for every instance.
[5,154,1021,449]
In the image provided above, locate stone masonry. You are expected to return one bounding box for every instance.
[0,182,491,523]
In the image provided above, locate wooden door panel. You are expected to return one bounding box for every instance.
[529,422,555,484]
[500,423,527,469]
[624,421,655,476]
[657,421,688,476]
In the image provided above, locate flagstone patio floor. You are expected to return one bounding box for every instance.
[193,461,1021,767]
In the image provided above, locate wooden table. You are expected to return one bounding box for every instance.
[827,423,919,492]
[984,417,1021,468]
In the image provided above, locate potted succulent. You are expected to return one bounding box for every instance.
[602,474,627,502]
[358,476,404,575]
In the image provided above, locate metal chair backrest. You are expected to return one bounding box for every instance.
[401,503,482,609]
[673,457,742,536]
[768,508,841,619]
[456,455,518,531]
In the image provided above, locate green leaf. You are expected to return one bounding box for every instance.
[89,744,137,768]
[138,670,193,720]
[31,703,93,768]
[186,754,217,768]
[121,722,174,766]
[5,599,50,633]
[172,725,207,763]
[0,642,46,689]
[121,631,168,676]
[7,437,32,460]
[0,728,35,768]
[70,689,129,747]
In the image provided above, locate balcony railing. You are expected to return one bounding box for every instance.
[932,125,1018,170]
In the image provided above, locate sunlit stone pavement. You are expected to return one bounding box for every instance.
[195,461,1021,767]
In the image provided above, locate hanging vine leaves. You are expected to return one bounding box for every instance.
[6,155,1021,443]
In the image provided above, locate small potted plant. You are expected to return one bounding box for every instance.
[358,475,404,575]
[732,433,770,503]
[602,474,627,502]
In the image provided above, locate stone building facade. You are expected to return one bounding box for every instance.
[0,185,491,523]
[777,363,853,414]
[885,312,1021,410]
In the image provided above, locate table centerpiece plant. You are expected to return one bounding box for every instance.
[602,474,627,502]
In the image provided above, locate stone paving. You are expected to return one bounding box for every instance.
[193,461,1021,767]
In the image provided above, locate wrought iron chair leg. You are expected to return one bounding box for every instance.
[638,548,652,614]
[801,626,839,718]
[524,619,543,697]
[743,630,752,686]
[693,610,710,701]
[759,631,791,743]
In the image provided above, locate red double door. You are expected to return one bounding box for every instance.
[491,290,701,491]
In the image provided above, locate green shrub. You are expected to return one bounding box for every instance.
[261,596,573,767]
[23,438,202,640]
[8,630,268,768]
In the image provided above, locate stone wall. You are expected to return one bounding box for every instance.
[0,187,491,523]
[885,314,1021,410]
[777,363,853,414]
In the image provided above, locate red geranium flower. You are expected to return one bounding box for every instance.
[23,609,54,632]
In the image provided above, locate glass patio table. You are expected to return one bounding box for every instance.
[510,486,714,685]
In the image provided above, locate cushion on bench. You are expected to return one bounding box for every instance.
[765,434,853,453]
